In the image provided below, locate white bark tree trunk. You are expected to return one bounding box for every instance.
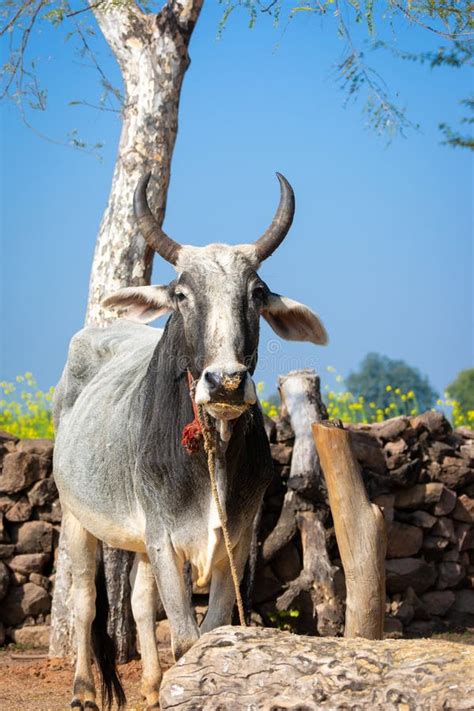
[50,0,204,659]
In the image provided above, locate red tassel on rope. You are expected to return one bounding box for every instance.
[181,370,203,454]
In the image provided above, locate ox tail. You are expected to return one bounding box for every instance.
[91,544,127,710]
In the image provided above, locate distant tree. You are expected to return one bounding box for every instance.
[346,352,438,412]
[446,368,474,412]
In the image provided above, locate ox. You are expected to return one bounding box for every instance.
[53,172,328,710]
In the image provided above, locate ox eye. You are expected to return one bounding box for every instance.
[252,285,266,301]
[175,291,187,303]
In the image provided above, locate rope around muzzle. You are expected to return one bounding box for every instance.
[181,371,246,627]
[196,404,247,627]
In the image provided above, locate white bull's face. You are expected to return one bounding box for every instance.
[103,244,328,423]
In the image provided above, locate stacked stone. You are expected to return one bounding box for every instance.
[0,431,58,647]
[0,410,472,644]
[259,410,474,637]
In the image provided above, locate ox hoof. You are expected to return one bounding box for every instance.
[70,700,83,710]
[84,703,99,710]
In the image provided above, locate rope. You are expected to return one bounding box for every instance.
[197,404,247,627]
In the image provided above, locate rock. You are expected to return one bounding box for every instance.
[270,543,301,583]
[457,427,474,440]
[263,414,276,443]
[159,626,474,710]
[36,499,62,523]
[394,509,437,528]
[0,560,9,600]
[421,590,455,617]
[0,452,48,494]
[0,430,18,443]
[452,495,474,523]
[428,440,455,462]
[0,544,15,558]
[404,620,437,638]
[433,487,457,516]
[7,553,49,575]
[0,495,14,514]
[394,483,444,510]
[269,443,293,465]
[275,417,294,444]
[387,522,423,558]
[10,624,50,648]
[0,582,50,625]
[29,572,50,589]
[432,517,456,541]
[0,513,8,542]
[16,439,54,458]
[389,459,422,488]
[437,562,464,590]
[348,430,386,475]
[383,616,403,638]
[386,558,437,594]
[448,589,474,627]
[459,440,474,465]
[438,457,474,491]
[423,535,450,555]
[11,521,53,554]
[443,549,460,562]
[411,411,451,438]
[5,496,32,523]
[27,478,58,507]
[253,566,282,604]
[11,571,28,585]
[372,416,408,442]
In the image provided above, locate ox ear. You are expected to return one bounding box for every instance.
[262,293,328,345]
[102,285,174,324]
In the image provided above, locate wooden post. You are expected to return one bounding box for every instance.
[312,421,386,639]
[263,369,343,636]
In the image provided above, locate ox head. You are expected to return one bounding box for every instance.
[103,173,328,422]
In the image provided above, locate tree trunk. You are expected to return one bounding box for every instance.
[312,420,386,639]
[159,626,474,710]
[50,0,204,659]
[262,369,343,636]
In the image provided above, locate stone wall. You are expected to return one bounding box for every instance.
[0,411,473,646]
[0,434,58,646]
[257,410,473,637]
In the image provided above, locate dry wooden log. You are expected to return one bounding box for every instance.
[261,369,342,635]
[312,421,386,639]
[160,626,474,710]
[276,511,342,636]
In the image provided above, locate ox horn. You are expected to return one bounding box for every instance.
[134,172,182,265]
[253,172,295,262]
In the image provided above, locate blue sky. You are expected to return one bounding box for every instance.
[1,2,472,398]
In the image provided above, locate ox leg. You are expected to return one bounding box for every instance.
[146,534,199,661]
[63,510,98,710]
[130,552,162,709]
[201,528,252,634]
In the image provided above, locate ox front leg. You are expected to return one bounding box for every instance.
[130,552,162,709]
[63,510,98,710]
[146,533,199,661]
[201,527,252,634]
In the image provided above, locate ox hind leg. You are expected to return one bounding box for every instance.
[130,552,162,709]
[63,510,98,710]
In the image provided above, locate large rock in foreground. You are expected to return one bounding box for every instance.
[160,626,474,710]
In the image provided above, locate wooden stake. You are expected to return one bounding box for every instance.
[312,421,386,639]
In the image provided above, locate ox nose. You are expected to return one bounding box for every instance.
[205,370,247,402]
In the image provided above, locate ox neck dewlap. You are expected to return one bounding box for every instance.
[181,368,246,626]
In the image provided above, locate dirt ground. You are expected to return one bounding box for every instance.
[0,621,174,711]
